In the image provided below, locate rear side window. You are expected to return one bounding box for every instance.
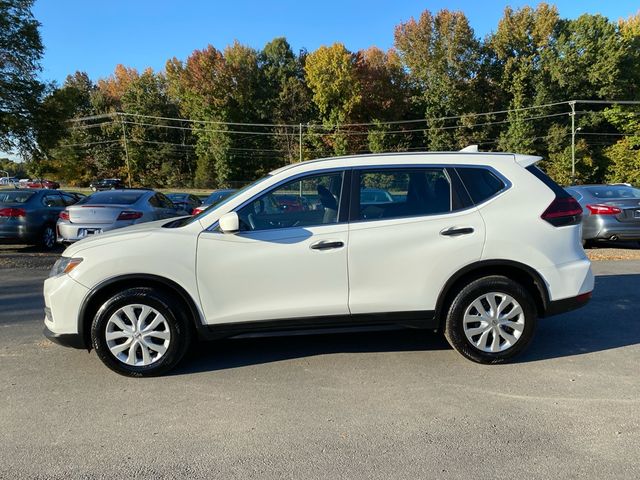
[157,193,175,209]
[42,193,65,207]
[356,168,451,221]
[61,193,79,206]
[456,167,506,204]
[526,165,571,198]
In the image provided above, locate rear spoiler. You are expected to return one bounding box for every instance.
[514,154,542,168]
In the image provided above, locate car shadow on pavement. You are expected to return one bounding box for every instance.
[171,328,451,375]
[171,273,640,375]
[518,273,640,363]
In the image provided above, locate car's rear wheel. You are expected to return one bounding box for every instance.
[444,276,537,364]
[40,225,56,250]
[91,287,192,376]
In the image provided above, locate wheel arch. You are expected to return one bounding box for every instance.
[435,260,551,326]
[78,274,204,349]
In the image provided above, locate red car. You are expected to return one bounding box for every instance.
[26,179,60,189]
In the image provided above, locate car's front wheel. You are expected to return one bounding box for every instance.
[444,276,537,364]
[91,287,192,376]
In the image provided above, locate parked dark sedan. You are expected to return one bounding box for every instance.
[192,189,237,215]
[90,178,126,191]
[0,189,81,249]
[566,184,640,245]
[166,193,202,214]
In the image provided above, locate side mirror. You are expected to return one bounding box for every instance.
[219,212,240,233]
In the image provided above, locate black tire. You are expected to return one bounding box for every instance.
[91,287,192,377]
[40,225,56,250]
[443,275,537,364]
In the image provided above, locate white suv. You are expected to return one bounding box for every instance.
[44,151,594,376]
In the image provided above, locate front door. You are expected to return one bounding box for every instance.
[196,171,350,325]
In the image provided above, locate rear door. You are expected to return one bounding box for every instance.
[347,166,486,315]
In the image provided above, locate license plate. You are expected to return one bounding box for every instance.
[79,228,102,238]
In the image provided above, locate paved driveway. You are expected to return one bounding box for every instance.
[0,261,639,479]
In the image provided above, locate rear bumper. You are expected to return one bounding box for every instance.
[43,325,87,349]
[583,215,640,240]
[57,221,129,243]
[0,224,38,243]
[545,291,592,317]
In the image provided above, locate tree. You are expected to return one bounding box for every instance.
[260,38,314,163]
[489,4,559,154]
[394,9,480,150]
[305,43,361,126]
[0,0,45,153]
[603,105,640,184]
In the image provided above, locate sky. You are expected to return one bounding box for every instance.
[34,0,640,85]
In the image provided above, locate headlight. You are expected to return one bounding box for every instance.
[49,257,83,278]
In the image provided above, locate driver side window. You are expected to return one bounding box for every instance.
[237,172,343,231]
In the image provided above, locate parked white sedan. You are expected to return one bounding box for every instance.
[57,189,188,243]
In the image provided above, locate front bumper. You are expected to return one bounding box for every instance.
[43,273,90,346]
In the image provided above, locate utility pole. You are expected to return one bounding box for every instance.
[120,117,132,188]
[570,101,576,185]
[299,123,302,163]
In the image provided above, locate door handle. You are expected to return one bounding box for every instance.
[440,227,474,236]
[310,240,344,250]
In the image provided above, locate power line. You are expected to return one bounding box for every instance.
[67,99,640,131]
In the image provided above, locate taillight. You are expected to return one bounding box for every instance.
[541,197,582,227]
[586,204,621,215]
[192,207,204,215]
[0,207,26,217]
[117,211,143,220]
[59,210,70,221]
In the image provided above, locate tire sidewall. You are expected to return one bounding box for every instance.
[445,276,537,364]
[91,288,190,376]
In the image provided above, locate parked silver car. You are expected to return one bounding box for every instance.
[57,189,189,243]
[565,184,640,245]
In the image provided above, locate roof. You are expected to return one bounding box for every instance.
[270,151,541,176]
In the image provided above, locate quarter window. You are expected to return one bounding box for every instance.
[237,172,344,231]
[357,168,451,221]
[456,167,506,204]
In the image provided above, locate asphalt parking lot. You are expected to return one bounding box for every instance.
[1,246,639,479]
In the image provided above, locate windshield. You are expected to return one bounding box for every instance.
[77,191,145,205]
[0,191,35,203]
[585,186,640,199]
[164,176,271,228]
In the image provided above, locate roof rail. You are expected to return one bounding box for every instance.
[459,145,479,153]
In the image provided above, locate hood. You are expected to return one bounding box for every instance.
[62,218,172,256]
